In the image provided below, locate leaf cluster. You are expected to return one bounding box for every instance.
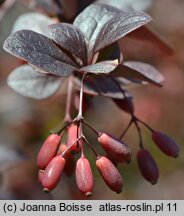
[4,3,164,99]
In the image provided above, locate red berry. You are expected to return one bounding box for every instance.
[137,149,159,184]
[98,133,131,163]
[75,156,93,196]
[113,98,134,114]
[96,156,123,193]
[42,155,65,192]
[37,134,61,170]
[67,124,80,153]
[152,130,179,158]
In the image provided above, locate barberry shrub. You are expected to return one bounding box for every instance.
[3,3,179,197]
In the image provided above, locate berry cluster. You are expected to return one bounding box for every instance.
[36,89,179,196]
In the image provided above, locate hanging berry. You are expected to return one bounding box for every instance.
[75,156,94,196]
[37,134,61,170]
[96,156,123,193]
[137,148,159,184]
[42,155,65,192]
[152,130,179,158]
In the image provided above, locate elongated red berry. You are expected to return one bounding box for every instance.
[113,98,134,114]
[42,155,65,192]
[152,130,179,158]
[37,134,61,170]
[75,156,93,196]
[67,124,80,153]
[96,156,123,193]
[98,133,131,163]
[137,148,159,184]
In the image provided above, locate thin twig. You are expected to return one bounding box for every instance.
[119,118,133,139]
[79,121,85,156]
[82,120,99,136]
[61,136,82,158]
[83,136,98,157]
[134,120,144,149]
[54,120,74,135]
[135,117,154,133]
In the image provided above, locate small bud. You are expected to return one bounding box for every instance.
[96,156,123,193]
[152,131,179,158]
[42,155,65,192]
[75,156,93,196]
[37,134,61,170]
[113,98,134,114]
[137,149,159,185]
[98,133,131,163]
[67,124,80,154]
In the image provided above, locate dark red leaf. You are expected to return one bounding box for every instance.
[111,62,164,87]
[73,3,123,61]
[93,11,152,54]
[49,23,87,65]
[3,30,78,76]
[80,60,118,74]
[113,98,134,114]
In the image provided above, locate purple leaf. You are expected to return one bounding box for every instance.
[117,77,147,87]
[74,76,131,99]
[93,11,152,54]
[80,60,118,74]
[111,61,164,87]
[49,23,87,65]
[74,3,122,61]
[124,61,165,83]
[7,65,63,99]
[3,30,78,77]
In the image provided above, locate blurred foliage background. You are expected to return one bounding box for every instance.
[0,0,184,199]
